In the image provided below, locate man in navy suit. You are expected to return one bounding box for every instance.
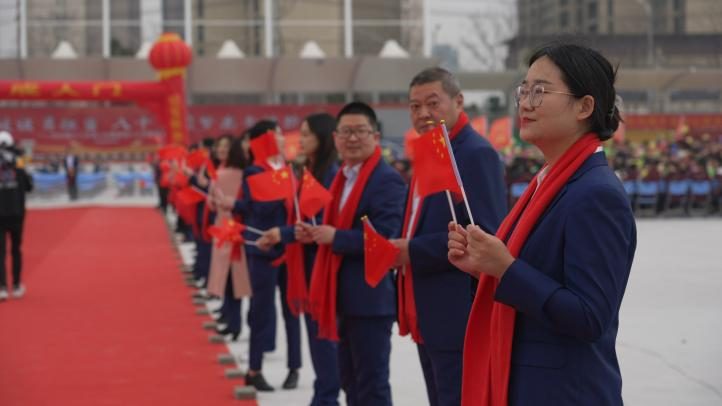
[306,102,406,406]
[390,68,507,406]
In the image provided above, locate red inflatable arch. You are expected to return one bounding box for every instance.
[0,33,191,146]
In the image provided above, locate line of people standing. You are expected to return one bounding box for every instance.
[171,42,636,406]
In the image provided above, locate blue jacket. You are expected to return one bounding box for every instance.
[233,164,288,259]
[280,163,340,281]
[332,159,406,317]
[494,152,636,405]
[408,123,507,350]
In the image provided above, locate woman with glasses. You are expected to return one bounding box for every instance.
[448,43,637,405]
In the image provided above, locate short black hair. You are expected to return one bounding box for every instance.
[336,101,378,130]
[248,119,278,139]
[202,137,215,149]
[409,67,461,98]
[529,42,622,141]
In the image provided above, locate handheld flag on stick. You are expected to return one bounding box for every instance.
[207,219,246,248]
[299,168,332,220]
[205,158,218,181]
[362,216,400,288]
[247,167,296,202]
[439,121,475,225]
[185,149,208,170]
[250,130,281,162]
[410,125,462,197]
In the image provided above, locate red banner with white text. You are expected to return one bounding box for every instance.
[0,104,341,154]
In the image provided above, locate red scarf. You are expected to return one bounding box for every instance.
[461,133,601,406]
[397,112,469,343]
[255,158,307,317]
[309,146,383,340]
[282,165,308,317]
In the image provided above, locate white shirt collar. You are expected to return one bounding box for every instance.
[342,163,361,180]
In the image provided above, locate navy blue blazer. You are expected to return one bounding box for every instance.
[408,123,507,350]
[233,164,288,260]
[280,163,340,281]
[332,159,406,317]
[494,152,636,405]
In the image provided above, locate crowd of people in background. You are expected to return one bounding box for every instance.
[496,133,722,215]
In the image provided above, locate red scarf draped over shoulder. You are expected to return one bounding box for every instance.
[397,112,469,343]
[309,147,383,341]
[461,133,601,405]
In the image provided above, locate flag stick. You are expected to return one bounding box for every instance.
[445,190,458,224]
[439,121,475,225]
[191,186,207,196]
[311,217,318,226]
[244,240,258,246]
[288,166,302,221]
[244,226,265,236]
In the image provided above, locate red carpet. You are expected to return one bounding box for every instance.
[0,207,255,406]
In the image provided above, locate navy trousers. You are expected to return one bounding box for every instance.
[417,344,463,406]
[304,313,341,405]
[223,272,242,331]
[277,265,302,370]
[193,238,211,281]
[338,316,394,406]
[247,255,279,371]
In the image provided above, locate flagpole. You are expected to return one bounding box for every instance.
[439,121,475,225]
[244,226,265,236]
[445,190,458,224]
[289,165,302,221]
[191,185,207,196]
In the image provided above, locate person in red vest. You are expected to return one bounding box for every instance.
[388,67,507,406]
[448,43,636,405]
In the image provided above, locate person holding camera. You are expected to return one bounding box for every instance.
[0,131,33,300]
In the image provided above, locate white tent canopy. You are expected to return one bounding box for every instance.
[378,39,409,58]
[217,40,245,59]
[135,41,153,59]
[51,41,78,59]
[299,41,326,59]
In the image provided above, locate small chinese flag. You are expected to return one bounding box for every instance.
[205,158,218,181]
[172,172,189,188]
[363,217,400,288]
[299,168,332,219]
[186,149,208,170]
[250,130,281,162]
[410,125,461,197]
[247,167,295,202]
[175,187,204,226]
[176,186,205,205]
[207,219,246,248]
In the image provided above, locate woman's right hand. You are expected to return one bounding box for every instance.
[447,222,481,279]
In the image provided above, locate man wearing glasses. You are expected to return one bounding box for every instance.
[389,67,507,406]
[303,102,406,406]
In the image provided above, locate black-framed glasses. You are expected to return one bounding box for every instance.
[513,84,576,108]
[335,127,375,140]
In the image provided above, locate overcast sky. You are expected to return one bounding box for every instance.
[428,0,517,72]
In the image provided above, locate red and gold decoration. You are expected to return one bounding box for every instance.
[0,32,192,147]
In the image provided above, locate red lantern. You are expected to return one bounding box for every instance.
[149,33,192,79]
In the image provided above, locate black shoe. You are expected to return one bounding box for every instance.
[282,369,299,390]
[245,372,274,392]
[216,326,240,341]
